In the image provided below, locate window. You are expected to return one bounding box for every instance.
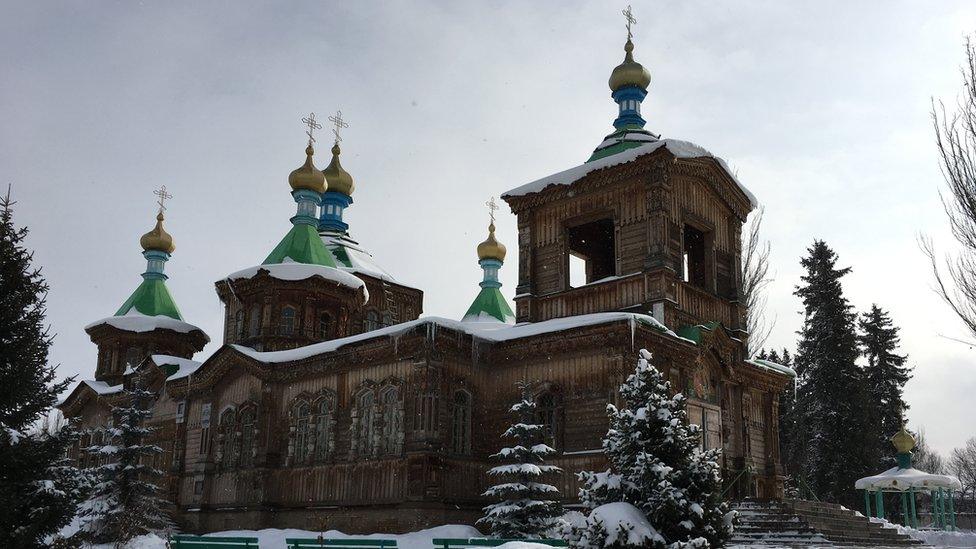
[382,311,393,328]
[124,346,143,370]
[234,310,244,340]
[218,408,236,467]
[535,393,558,449]
[355,392,375,457]
[380,387,403,456]
[314,397,334,461]
[248,304,262,337]
[239,408,256,468]
[682,224,710,289]
[280,306,297,336]
[365,310,380,331]
[451,390,471,454]
[293,402,311,464]
[199,403,212,456]
[416,391,439,433]
[567,218,615,288]
[318,313,331,339]
[193,479,204,495]
[176,401,186,424]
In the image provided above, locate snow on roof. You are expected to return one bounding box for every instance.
[85,311,209,341]
[745,358,797,378]
[225,262,369,302]
[321,231,398,282]
[83,380,123,396]
[855,466,963,492]
[231,312,681,364]
[502,138,757,208]
[151,354,203,381]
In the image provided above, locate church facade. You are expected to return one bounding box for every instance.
[59,30,794,534]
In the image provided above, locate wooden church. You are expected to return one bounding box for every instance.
[59,22,795,534]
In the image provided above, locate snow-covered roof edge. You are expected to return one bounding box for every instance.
[230,311,686,365]
[855,466,963,491]
[224,262,369,302]
[502,138,757,208]
[745,358,796,378]
[85,312,210,342]
[151,354,203,381]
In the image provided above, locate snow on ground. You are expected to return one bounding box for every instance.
[868,517,976,547]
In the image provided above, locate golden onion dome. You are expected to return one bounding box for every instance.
[609,39,651,92]
[477,223,506,261]
[288,145,327,193]
[891,427,916,454]
[323,143,355,196]
[140,212,175,254]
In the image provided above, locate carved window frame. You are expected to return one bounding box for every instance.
[451,389,472,455]
[312,390,336,462]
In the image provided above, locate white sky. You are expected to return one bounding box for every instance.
[1,1,974,457]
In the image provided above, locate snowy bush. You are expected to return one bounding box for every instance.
[576,349,734,548]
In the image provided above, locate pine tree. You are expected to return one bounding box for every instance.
[479,383,563,538]
[577,349,733,549]
[0,190,84,547]
[789,240,871,506]
[77,385,173,544]
[858,304,911,468]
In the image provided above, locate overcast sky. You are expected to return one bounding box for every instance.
[2,1,974,457]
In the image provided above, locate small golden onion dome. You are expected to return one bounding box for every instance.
[323,143,355,196]
[477,223,506,261]
[609,39,651,92]
[140,212,175,254]
[288,145,327,193]
[891,427,916,454]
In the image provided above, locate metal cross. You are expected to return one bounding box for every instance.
[329,110,349,144]
[153,185,172,215]
[486,197,499,224]
[302,112,322,146]
[622,5,637,40]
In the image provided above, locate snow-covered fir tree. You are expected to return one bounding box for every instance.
[577,349,733,549]
[788,240,872,506]
[0,190,85,547]
[479,383,563,538]
[77,385,173,544]
[858,304,911,467]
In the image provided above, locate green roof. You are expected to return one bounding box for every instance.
[676,321,721,344]
[462,287,515,323]
[263,223,337,267]
[115,278,183,320]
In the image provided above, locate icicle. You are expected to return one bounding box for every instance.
[629,314,636,351]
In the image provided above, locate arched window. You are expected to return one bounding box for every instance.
[365,310,379,331]
[451,390,471,455]
[293,402,311,464]
[318,313,331,339]
[314,397,334,461]
[380,386,403,456]
[280,306,296,336]
[234,310,244,340]
[535,393,558,450]
[415,391,438,433]
[249,304,262,337]
[354,392,375,458]
[219,408,237,468]
[382,311,393,328]
[124,347,143,370]
[239,408,256,468]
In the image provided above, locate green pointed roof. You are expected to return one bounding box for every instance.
[115,278,183,320]
[462,287,515,323]
[264,223,337,267]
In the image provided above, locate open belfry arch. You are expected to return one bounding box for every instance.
[59,9,794,534]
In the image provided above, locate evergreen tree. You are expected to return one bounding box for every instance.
[479,383,563,538]
[789,240,871,506]
[77,385,173,544]
[858,304,911,467]
[577,350,733,549]
[0,190,84,547]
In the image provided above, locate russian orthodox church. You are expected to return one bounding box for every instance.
[60,26,794,534]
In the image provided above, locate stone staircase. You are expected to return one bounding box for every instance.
[731,499,926,547]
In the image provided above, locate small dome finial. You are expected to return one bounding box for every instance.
[477,198,507,261]
[323,141,355,196]
[609,6,651,92]
[891,426,916,454]
[140,210,175,253]
[289,143,327,193]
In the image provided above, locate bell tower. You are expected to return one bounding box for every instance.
[500,21,755,339]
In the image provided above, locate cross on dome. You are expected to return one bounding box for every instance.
[329,110,349,144]
[302,112,323,146]
[622,5,637,40]
[486,197,499,224]
[153,185,172,215]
